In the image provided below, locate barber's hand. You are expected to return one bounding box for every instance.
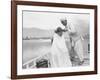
[64,27,68,31]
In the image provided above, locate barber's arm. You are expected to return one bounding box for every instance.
[68,23,77,34]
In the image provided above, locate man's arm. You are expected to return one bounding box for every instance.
[67,23,76,34]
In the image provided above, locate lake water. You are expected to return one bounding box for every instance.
[22,39,89,66]
[22,39,51,64]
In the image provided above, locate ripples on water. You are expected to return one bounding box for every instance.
[23,39,89,66]
[23,39,51,63]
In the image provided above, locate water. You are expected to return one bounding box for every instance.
[23,39,90,66]
[22,39,51,64]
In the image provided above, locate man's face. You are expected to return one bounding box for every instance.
[61,20,67,26]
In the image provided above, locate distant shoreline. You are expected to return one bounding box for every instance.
[23,39,51,42]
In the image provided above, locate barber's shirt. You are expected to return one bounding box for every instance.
[64,23,81,42]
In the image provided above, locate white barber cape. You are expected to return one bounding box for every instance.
[50,33,72,68]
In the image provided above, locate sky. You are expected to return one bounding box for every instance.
[23,11,90,31]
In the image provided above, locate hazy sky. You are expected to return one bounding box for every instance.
[23,11,90,31]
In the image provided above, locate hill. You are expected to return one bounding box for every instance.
[23,28,54,40]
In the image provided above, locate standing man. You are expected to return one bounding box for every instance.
[60,18,84,65]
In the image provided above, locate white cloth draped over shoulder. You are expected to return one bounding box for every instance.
[50,33,72,68]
